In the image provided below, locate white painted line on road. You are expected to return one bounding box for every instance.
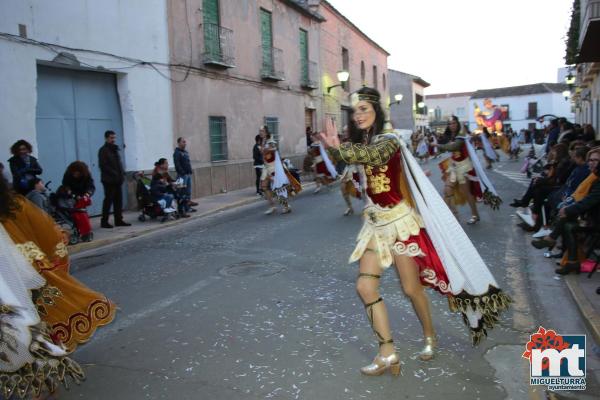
[493,170,530,187]
[88,276,222,345]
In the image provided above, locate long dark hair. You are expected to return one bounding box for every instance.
[10,140,33,156]
[442,116,461,140]
[65,161,92,180]
[353,87,385,136]
[0,177,20,221]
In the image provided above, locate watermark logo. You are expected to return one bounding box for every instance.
[522,326,586,391]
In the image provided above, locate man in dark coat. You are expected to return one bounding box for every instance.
[173,137,197,207]
[98,130,130,228]
[253,134,264,196]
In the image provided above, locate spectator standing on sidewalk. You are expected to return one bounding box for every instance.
[173,137,198,207]
[98,130,130,228]
[253,134,264,196]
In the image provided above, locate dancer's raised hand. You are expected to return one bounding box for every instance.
[319,118,340,149]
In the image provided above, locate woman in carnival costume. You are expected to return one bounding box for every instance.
[437,117,502,224]
[0,177,116,398]
[309,140,338,195]
[478,127,500,169]
[320,87,511,376]
[260,126,301,215]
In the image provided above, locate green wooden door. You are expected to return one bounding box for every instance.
[260,9,273,75]
[299,29,308,84]
[203,0,220,61]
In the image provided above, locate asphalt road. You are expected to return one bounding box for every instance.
[62,148,599,400]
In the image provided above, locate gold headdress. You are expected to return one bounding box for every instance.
[350,91,380,107]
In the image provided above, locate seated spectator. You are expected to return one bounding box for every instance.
[150,173,176,213]
[531,147,600,274]
[153,158,191,217]
[581,124,596,143]
[62,161,95,242]
[8,140,43,195]
[511,143,573,231]
[25,178,50,213]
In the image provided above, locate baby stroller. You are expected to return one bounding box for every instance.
[47,182,81,245]
[283,158,302,184]
[134,172,179,223]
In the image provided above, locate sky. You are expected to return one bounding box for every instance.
[327,0,574,95]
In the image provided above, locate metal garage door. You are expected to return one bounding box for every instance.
[35,65,125,215]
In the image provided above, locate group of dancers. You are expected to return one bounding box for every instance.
[258,86,510,376]
[0,86,511,400]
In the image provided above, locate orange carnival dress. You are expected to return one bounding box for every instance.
[2,197,116,352]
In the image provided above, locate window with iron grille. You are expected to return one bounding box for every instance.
[209,116,228,162]
[342,47,349,91]
[528,102,537,119]
[264,117,279,144]
[373,65,378,89]
[360,61,366,84]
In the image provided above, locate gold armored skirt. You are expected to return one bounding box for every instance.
[350,201,425,268]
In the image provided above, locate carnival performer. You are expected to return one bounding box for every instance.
[320,87,511,377]
[415,133,429,163]
[0,177,117,397]
[480,127,500,169]
[1,177,117,353]
[428,134,439,159]
[260,126,301,215]
[508,129,521,161]
[437,117,502,224]
[339,119,366,216]
[309,140,337,194]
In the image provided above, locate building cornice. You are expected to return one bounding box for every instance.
[320,0,390,56]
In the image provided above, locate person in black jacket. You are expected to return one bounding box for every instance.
[62,161,96,198]
[532,148,600,274]
[173,137,198,207]
[98,130,130,228]
[8,140,43,195]
[253,134,264,195]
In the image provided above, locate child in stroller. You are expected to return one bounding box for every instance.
[48,184,92,244]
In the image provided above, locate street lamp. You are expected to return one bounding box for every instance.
[389,93,404,106]
[562,90,571,100]
[417,101,426,109]
[565,73,576,86]
[326,70,350,93]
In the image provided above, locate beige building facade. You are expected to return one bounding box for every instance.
[315,1,389,133]
[167,0,324,197]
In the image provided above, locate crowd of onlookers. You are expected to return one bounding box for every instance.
[508,120,600,280]
[3,131,199,244]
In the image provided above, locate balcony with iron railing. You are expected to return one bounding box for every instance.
[300,60,318,89]
[202,23,235,68]
[260,46,285,81]
[579,0,600,62]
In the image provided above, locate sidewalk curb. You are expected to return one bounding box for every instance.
[69,196,262,256]
[564,275,600,344]
[69,181,318,256]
